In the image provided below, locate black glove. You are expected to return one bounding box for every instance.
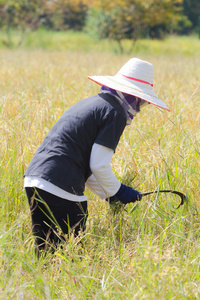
[106,183,142,204]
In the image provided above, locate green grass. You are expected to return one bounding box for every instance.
[0,34,200,298]
[0,28,200,55]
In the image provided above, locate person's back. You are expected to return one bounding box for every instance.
[25,93,126,195]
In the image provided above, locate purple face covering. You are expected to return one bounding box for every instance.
[100,85,148,122]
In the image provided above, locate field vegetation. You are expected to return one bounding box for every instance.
[0,31,200,299]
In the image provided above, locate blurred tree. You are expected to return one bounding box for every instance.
[0,0,88,47]
[0,0,48,47]
[86,0,189,52]
[48,0,88,31]
[182,0,200,35]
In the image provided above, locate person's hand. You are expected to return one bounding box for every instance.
[106,183,142,204]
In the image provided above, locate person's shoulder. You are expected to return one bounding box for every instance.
[77,93,112,110]
[100,93,126,116]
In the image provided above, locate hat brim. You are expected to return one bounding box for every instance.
[88,75,170,111]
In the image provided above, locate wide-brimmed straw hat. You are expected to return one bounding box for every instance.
[88,58,170,111]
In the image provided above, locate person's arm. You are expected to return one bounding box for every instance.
[85,174,107,199]
[86,143,142,204]
[86,143,121,198]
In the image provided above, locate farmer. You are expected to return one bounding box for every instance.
[24,58,169,254]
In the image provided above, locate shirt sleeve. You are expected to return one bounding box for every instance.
[86,143,121,198]
[94,108,126,151]
[85,174,107,199]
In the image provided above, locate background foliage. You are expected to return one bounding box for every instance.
[0,0,200,48]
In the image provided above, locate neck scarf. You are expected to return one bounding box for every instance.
[100,85,142,125]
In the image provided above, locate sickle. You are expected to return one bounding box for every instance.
[140,190,186,209]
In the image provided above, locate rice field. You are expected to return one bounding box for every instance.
[0,33,200,299]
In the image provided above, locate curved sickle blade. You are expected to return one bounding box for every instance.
[140,190,186,209]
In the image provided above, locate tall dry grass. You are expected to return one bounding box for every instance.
[0,36,200,299]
